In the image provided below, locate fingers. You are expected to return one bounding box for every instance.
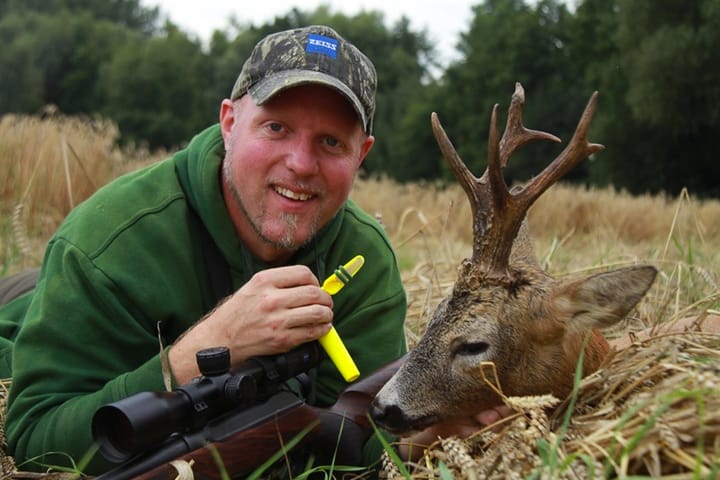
[397,405,517,462]
[253,264,321,289]
[216,265,335,359]
[243,265,333,325]
[258,284,333,321]
[474,405,514,427]
[172,264,340,381]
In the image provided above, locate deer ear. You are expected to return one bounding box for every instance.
[552,265,658,330]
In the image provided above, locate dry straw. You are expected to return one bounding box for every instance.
[380,331,719,479]
[0,112,164,272]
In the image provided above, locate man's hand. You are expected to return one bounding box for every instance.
[169,265,333,384]
[397,405,515,461]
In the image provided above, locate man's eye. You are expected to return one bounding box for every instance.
[324,136,340,148]
[268,122,283,132]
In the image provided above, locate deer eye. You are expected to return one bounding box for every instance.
[455,341,490,357]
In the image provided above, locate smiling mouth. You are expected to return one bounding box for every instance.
[274,186,314,201]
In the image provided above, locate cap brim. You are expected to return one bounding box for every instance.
[248,70,369,133]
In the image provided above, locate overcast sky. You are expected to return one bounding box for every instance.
[141,0,476,67]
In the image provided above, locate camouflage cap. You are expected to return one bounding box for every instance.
[230,25,377,134]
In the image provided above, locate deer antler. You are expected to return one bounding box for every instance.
[431,83,604,283]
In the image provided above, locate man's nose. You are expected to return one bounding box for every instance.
[285,138,319,176]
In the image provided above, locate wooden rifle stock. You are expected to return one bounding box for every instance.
[122,355,405,480]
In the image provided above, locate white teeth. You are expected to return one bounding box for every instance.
[275,186,312,201]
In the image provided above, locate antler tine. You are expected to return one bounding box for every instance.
[498,83,561,167]
[515,91,604,208]
[486,84,562,236]
[486,102,508,230]
[431,112,486,226]
[482,84,564,277]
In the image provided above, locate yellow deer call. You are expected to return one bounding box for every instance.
[319,255,364,382]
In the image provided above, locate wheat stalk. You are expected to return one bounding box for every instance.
[11,203,36,263]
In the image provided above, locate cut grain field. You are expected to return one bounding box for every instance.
[1,113,719,478]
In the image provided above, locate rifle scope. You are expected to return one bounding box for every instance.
[92,343,322,463]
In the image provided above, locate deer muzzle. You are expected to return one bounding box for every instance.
[370,394,439,434]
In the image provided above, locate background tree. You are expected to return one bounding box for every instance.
[577,0,720,197]
[616,0,720,196]
[2,0,719,197]
[329,13,433,177]
[98,23,212,148]
[396,0,583,185]
[569,0,628,189]
[0,0,158,115]
[0,11,46,113]
[5,0,158,32]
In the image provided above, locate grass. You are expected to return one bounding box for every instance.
[1,112,719,478]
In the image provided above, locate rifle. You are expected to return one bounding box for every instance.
[92,343,405,480]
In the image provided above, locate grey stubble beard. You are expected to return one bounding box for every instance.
[222,150,320,252]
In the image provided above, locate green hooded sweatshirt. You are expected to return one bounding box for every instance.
[1,124,407,474]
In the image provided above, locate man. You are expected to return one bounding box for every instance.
[0,25,407,475]
[1,24,534,477]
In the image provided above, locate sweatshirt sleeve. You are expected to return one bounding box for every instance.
[5,238,171,474]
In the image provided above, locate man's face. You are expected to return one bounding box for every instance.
[220,84,374,263]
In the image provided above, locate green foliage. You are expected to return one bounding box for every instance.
[616,0,720,135]
[0,5,148,116]
[391,83,446,181]
[0,12,45,113]
[438,461,454,479]
[582,0,720,197]
[98,24,214,148]
[4,0,159,33]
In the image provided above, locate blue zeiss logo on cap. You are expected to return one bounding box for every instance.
[307,33,338,59]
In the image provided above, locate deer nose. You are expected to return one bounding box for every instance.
[370,401,409,432]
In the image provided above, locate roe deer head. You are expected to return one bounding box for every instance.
[371,83,657,434]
